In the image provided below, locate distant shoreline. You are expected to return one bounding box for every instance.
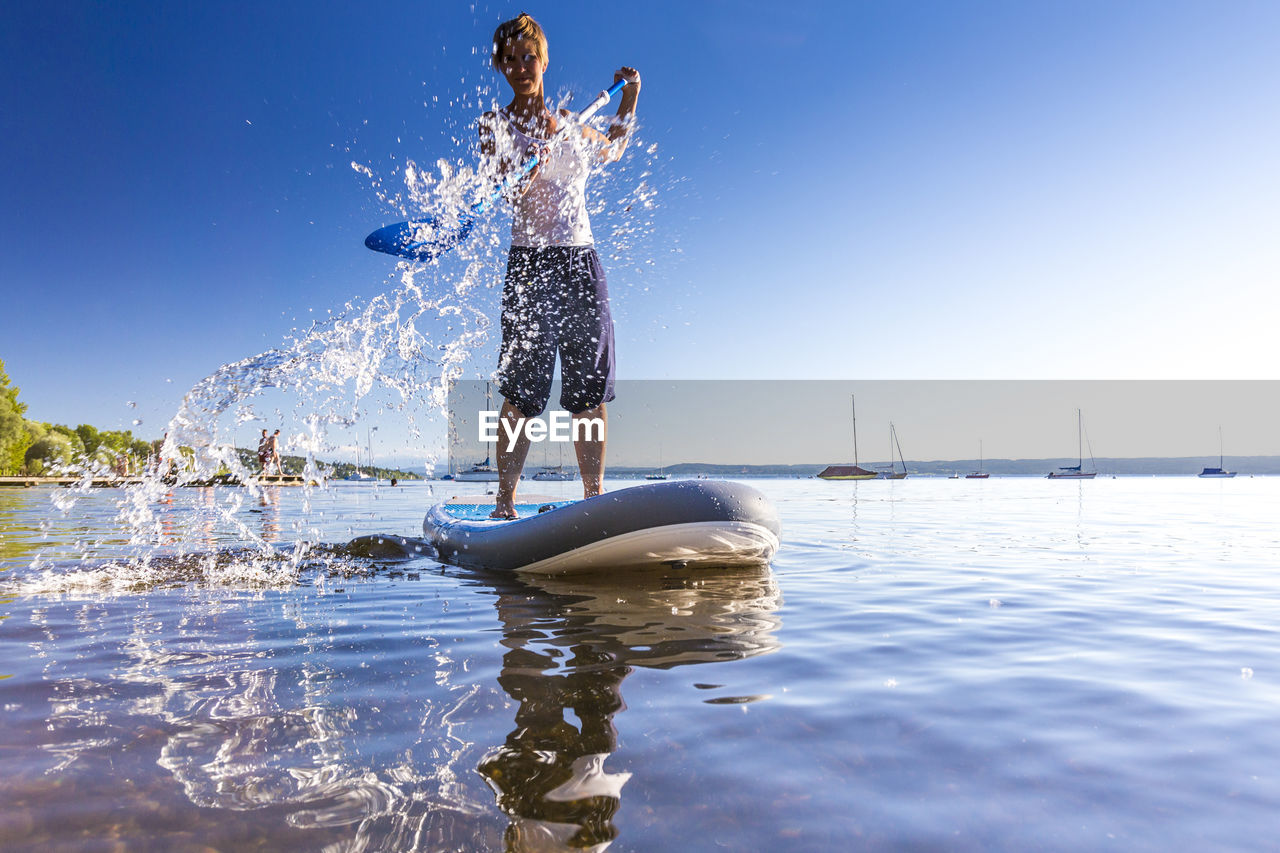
[594,457,1280,478]
[538,456,1280,479]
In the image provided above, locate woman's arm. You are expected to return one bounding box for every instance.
[599,67,641,162]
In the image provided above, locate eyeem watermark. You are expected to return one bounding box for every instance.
[479,410,604,452]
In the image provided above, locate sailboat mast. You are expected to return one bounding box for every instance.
[1076,408,1083,467]
[1219,425,1225,468]
[892,422,906,474]
[852,396,860,467]
[485,381,494,465]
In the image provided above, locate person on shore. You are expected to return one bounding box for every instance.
[479,12,640,518]
[257,429,270,474]
[265,429,283,476]
[150,433,175,478]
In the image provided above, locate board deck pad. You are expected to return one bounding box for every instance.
[443,494,562,505]
[441,494,576,521]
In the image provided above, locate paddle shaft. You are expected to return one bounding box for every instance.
[472,78,629,216]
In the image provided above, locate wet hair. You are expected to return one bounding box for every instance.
[492,12,548,68]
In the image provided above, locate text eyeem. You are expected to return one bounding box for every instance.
[479,410,604,452]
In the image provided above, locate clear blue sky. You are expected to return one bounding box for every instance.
[3,1,1278,464]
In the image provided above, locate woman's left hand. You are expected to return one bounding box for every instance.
[614,67,641,93]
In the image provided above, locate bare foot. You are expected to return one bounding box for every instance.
[490,495,518,519]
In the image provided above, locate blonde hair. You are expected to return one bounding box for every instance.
[492,12,548,67]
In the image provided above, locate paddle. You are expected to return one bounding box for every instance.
[365,78,629,262]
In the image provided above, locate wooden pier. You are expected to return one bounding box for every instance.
[0,475,312,488]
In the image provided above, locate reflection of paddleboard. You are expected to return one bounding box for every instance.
[424,480,780,575]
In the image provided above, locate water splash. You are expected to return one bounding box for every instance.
[25,71,678,592]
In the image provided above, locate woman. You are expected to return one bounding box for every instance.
[479,12,641,518]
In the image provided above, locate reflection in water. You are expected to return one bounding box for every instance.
[478,567,782,851]
[1,562,780,851]
[254,486,282,540]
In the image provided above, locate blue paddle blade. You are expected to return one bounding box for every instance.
[364,216,475,261]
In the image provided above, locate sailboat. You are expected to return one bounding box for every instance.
[1198,426,1237,478]
[645,443,669,480]
[877,423,908,479]
[818,396,877,480]
[965,440,989,479]
[345,447,372,481]
[533,443,578,481]
[533,466,577,481]
[455,456,500,482]
[346,428,378,481]
[456,382,501,482]
[1047,409,1097,479]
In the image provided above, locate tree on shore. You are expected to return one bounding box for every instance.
[1,358,155,475]
[24,430,83,474]
[0,358,33,475]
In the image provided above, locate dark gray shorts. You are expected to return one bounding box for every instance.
[497,246,616,417]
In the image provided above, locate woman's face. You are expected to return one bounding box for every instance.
[495,37,546,98]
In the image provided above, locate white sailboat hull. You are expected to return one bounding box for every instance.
[455,470,501,482]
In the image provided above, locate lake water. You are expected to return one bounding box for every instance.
[1,476,1277,851]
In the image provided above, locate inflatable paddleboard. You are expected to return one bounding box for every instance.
[424,479,780,575]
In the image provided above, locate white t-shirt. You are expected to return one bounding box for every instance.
[491,110,595,248]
